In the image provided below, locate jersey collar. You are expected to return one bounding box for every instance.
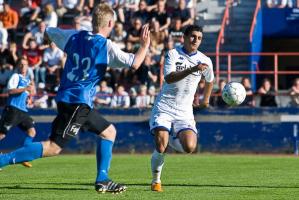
[182,47,198,57]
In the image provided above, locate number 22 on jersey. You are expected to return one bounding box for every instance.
[67,53,91,81]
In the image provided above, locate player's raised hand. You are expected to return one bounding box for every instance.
[140,24,150,49]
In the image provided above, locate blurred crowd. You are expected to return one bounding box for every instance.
[0,0,197,109]
[0,0,298,109]
[266,0,299,8]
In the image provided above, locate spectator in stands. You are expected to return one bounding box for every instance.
[94,80,113,108]
[127,18,143,49]
[0,57,13,106]
[43,41,64,85]
[110,21,127,50]
[43,3,58,28]
[32,82,48,108]
[22,21,47,50]
[135,84,151,108]
[0,41,18,70]
[133,0,151,24]
[149,19,166,57]
[213,79,227,107]
[0,1,19,42]
[22,38,43,84]
[75,5,92,31]
[150,0,171,32]
[111,85,130,108]
[193,79,205,106]
[159,36,174,67]
[148,85,156,106]
[172,0,193,28]
[169,17,184,47]
[0,21,8,50]
[4,42,19,68]
[289,78,299,107]
[20,0,41,31]
[135,53,159,88]
[258,78,277,107]
[56,0,84,18]
[240,77,255,107]
[267,0,294,8]
[129,86,137,107]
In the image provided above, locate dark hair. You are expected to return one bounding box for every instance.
[183,25,203,36]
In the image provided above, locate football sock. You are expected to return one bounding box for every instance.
[0,142,43,168]
[151,150,165,183]
[168,136,185,153]
[95,138,113,183]
[24,135,34,146]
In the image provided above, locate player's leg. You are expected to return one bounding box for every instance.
[0,102,87,168]
[0,106,16,141]
[151,128,169,192]
[149,111,172,192]
[83,110,126,193]
[19,114,37,167]
[170,120,198,153]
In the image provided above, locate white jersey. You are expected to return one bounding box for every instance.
[153,47,214,119]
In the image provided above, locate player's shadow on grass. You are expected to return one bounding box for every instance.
[126,183,299,189]
[0,185,89,191]
[2,183,299,191]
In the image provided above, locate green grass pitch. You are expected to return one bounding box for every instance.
[1,154,299,200]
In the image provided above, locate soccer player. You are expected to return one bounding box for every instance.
[149,25,214,192]
[0,57,36,168]
[0,3,150,194]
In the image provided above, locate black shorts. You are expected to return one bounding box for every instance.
[50,102,111,148]
[0,106,35,134]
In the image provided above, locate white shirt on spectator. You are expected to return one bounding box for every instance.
[43,47,64,66]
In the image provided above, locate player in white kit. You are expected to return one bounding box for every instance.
[149,25,214,192]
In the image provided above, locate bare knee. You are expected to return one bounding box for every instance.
[0,133,6,141]
[183,141,197,153]
[100,124,116,141]
[42,140,62,157]
[179,131,197,153]
[27,128,36,138]
[154,129,169,153]
[156,143,167,153]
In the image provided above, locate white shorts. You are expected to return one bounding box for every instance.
[149,109,197,136]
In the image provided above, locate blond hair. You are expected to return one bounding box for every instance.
[92,3,115,32]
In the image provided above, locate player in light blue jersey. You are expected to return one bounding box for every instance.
[0,3,150,193]
[0,57,36,168]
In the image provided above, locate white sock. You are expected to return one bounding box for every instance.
[151,150,165,183]
[168,136,185,153]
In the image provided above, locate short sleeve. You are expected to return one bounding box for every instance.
[164,50,176,76]
[202,57,214,83]
[46,27,78,51]
[107,40,135,68]
[7,73,19,89]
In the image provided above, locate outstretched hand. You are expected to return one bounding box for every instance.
[140,24,150,49]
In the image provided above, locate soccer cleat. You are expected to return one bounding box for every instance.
[95,180,127,194]
[21,162,32,168]
[151,182,163,192]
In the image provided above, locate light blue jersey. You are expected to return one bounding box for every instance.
[7,73,31,112]
[46,28,135,108]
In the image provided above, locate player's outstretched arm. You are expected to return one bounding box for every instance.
[131,24,151,70]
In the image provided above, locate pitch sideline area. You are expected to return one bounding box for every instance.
[0,154,299,200]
